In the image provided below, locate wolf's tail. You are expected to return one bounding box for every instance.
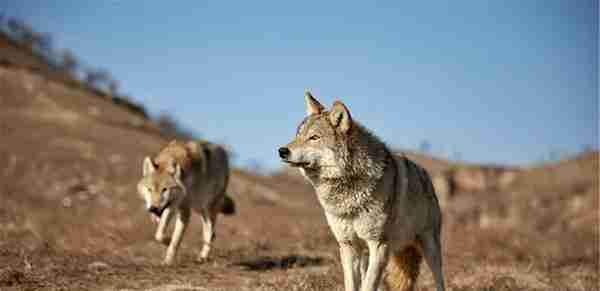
[384,245,422,291]
[221,194,236,215]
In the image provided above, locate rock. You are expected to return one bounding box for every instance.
[498,170,517,189]
[61,197,72,208]
[450,166,520,194]
[88,261,110,270]
[453,167,488,193]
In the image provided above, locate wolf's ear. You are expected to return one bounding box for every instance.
[305,91,324,116]
[143,156,156,176]
[329,101,352,133]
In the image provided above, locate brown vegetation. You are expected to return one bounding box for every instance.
[0,23,597,290]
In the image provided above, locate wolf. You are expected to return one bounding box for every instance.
[137,140,235,265]
[278,92,445,291]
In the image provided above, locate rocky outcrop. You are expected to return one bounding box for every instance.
[432,166,519,207]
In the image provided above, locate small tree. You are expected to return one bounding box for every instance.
[108,79,119,96]
[452,151,462,161]
[85,68,110,91]
[60,49,78,75]
[0,14,5,33]
[6,18,23,40]
[7,18,36,49]
[33,32,52,53]
[419,140,432,154]
[581,144,594,154]
[85,69,101,87]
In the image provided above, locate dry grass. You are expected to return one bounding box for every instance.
[0,56,598,290]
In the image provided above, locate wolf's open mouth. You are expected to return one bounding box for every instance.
[150,200,172,219]
[157,200,172,216]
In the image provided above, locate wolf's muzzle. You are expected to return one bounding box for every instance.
[278,147,290,159]
[148,206,162,216]
[148,199,172,217]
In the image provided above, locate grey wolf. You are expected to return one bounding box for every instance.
[278,92,445,291]
[137,140,235,265]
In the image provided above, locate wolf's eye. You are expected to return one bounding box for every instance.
[309,135,320,141]
[161,187,167,194]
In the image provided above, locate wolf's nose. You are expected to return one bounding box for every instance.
[148,206,160,216]
[278,147,290,159]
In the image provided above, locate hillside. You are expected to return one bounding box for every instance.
[0,39,598,291]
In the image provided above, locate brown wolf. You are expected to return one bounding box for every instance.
[137,140,235,265]
[278,92,445,291]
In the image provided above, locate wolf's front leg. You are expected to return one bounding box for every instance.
[360,251,368,281]
[154,207,174,245]
[361,240,389,291]
[164,207,190,265]
[339,242,362,291]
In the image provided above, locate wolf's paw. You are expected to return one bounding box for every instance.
[162,258,175,266]
[195,256,210,264]
[155,236,171,246]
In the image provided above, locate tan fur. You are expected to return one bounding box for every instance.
[279,92,445,291]
[137,140,234,265]
[385,246,422,291]
[154,140,196,172]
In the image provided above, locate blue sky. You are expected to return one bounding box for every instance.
[3,1,598,170]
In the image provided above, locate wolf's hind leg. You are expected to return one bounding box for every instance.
[154,207,174,245]
[197,207,218,261]
[383,245,422,291]
[418,230,445,291]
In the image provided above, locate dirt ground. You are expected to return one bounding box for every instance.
[0,64,598,291]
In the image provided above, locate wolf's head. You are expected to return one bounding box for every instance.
[137,157,185,219]
[278,92,356,179]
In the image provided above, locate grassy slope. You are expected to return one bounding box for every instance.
[0,38,597,290]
